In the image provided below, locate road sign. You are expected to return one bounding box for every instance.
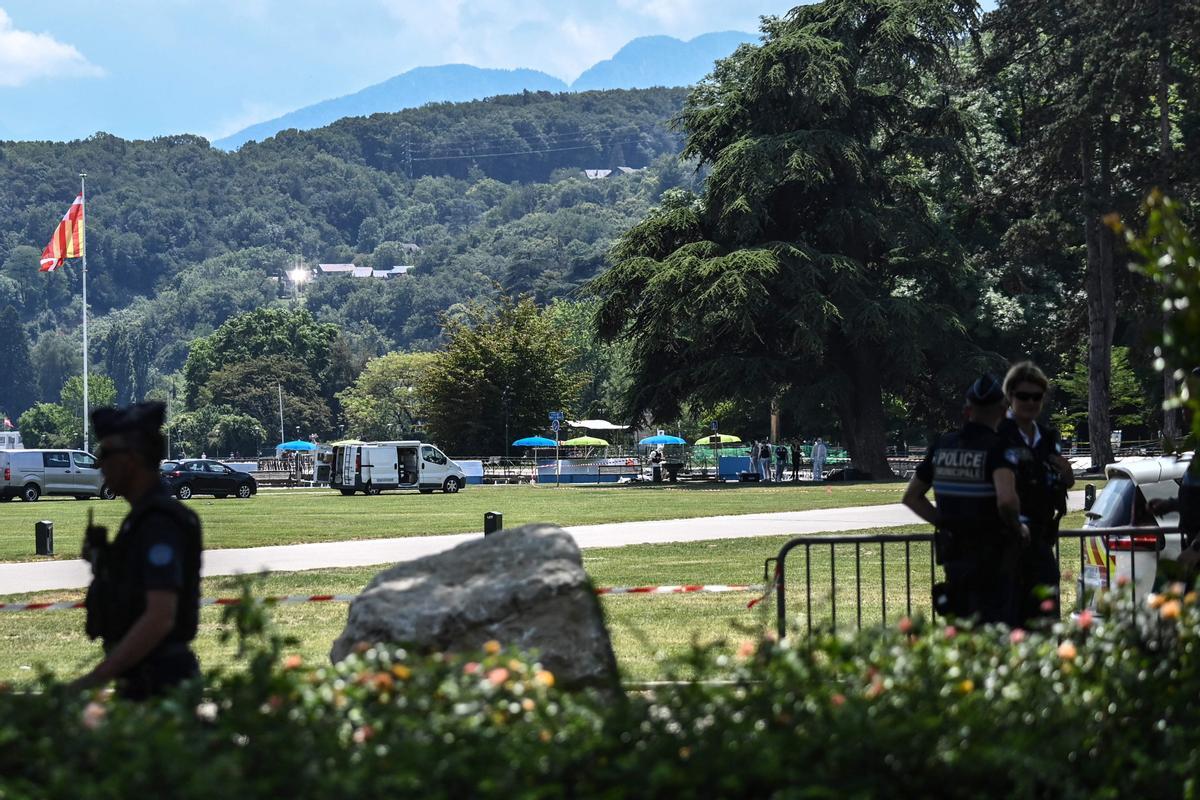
[549,411,564,421]
[551,420,560,433]
[711,421,719,431]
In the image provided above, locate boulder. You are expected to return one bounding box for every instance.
[330,523,619,689]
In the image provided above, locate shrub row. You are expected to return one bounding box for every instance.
[2,587,1198,799]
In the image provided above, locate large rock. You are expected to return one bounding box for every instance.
[330,523,619,689]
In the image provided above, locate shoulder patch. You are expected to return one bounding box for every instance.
[147,543,175,567]
[1004,448,1021,465]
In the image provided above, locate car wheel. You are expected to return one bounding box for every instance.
[176,484,193,500]
[236,483,252,499]
[21,483,40,502]
[100,484,116,500]
[443,477,461,494]
[339,488,355,496]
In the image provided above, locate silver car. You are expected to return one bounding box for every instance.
[0,449,116,502]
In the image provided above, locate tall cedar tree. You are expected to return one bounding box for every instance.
[593,0,979,475]
[0,305,37,420]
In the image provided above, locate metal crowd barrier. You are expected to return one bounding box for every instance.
[770,525,1184,639]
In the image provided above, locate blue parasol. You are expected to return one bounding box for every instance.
[513,436,557,447]
[639,434,687,446]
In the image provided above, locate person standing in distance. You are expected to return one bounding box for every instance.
[70,402,203,700]
[811,437,828,482]
[903,375,1029,625]
[998,361,1074,624]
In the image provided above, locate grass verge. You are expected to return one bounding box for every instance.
[0,480,909,562]
[0,515,1090,685]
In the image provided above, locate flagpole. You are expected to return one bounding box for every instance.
[80,173,89,453]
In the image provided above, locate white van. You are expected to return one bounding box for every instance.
[0,431,23,450]
[331,441,467,495]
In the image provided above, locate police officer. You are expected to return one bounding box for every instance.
[903,375,1028,625]
[69,402,203,700]
[997,361,1074,625]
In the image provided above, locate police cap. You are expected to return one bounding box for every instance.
[965,374,1004,406]
[91,401,166,440]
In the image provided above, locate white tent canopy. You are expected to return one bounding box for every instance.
[567,419,629,431]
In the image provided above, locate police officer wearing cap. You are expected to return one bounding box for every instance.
[69,402,203,700]
[997,361,1074,625]
[903,374,1029,625]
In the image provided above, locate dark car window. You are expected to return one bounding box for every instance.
[160,462,180,472]
[181,461,203,472]
[43,452,71,468]
[1088,478,1135,527]
[206,462,231,474]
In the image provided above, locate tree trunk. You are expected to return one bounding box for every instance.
[1157,0,1184,442]
[834,349,893,478]
[1081,132,1115,469]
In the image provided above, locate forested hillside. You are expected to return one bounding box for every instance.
[0,88,690,413]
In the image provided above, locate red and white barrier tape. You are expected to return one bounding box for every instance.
[0,585,761,613]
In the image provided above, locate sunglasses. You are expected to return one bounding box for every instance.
[1013,391,1044,402]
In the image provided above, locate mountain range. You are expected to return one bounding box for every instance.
[213,31,757,150]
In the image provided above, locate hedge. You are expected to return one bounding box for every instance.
[2,584,1198,799]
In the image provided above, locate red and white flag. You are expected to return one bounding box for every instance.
[39,194,85,272]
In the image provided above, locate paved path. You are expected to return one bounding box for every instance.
[0,493,1084,595]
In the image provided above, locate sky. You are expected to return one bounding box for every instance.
[0,0,793,143]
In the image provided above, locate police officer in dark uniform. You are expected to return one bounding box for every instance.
[997,361,1074,625]
[69,402,203,700]
[903,375,1029,625]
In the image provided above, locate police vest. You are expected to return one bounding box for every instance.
[86,494,202,646]
[923,423,1008,540]
[998,419,1067,529]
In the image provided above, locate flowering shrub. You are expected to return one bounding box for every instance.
[2,584,1199,798]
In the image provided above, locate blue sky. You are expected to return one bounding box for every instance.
[0,1,794,143]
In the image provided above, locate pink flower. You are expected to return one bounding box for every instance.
[1057,640,1077,661]
[1040,599,1055,613]
[831,693,846,707]
[1077,609,1094,630]
[1009,629,1026,644]
[736,640,756,659]
[898,617,913,634]
[352,724,375,744]
[463,661,480,675]
[487,667,510,686]
[944,625,958,639]
[81,701,106,730]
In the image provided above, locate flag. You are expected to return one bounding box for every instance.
[39,194,85,272]
[2,417,12,430]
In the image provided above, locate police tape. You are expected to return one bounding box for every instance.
[0,584,764,613]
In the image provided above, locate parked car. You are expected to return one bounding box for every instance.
[330,441,467,495]
[1077,454,1192,612]
[160,459,257,500]
[0,448,115,501]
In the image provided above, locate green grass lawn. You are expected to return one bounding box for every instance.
[0,515,1091,686]
[0,481,910,563]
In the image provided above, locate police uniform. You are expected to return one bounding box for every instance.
[86,404,203,701]
[917,420,1019,625]
[998,417,1067,624]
